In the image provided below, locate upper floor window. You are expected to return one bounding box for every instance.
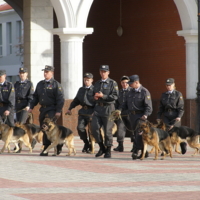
[7,22,12,55]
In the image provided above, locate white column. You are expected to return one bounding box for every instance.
[177,30,198,99]
[23,0,53,88]
[53,28,93,99]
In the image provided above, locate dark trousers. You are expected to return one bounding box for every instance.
[0,107,15,127]
[163,111,181,127]
[77,115,91,141]
[16,101,29,124]
[129,113,144,152]
[16,110,29,124]
[116,115,132,142]
[91,114,114,146]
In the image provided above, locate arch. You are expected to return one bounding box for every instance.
[4,0,23,20]
[50,0,94,28]
[174,0,197,30]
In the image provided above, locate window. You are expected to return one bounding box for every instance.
[16,21,23,55]
[0,24,2,56]
[7,22,12,55]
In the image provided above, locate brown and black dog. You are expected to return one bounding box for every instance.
[168,126,200,156]
[41,118,76,156]
[0,123,32,153]
[88,122,117,154]
[138,120,172,160]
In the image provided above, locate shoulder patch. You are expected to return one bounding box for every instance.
[12,88,15,92]
[59,87,62,91]
[147,95,151,100]
[115,86,118,90]
[180,96,183,99]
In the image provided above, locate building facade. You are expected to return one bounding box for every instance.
[0,2,23,82]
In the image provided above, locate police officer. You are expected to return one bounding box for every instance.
[157,78,184,127]
[29,65,65,156]
[14,67,34,124]
[65,73,95,153]
[91,65,119,158]
[157,78,186,154]
[0,70,15,127]
[120,75,152,159]
[114,75,132,152]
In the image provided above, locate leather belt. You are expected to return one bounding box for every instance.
[41,105,54,108]
[98,102,109,107]
[130,110,143,115]
[82,105,93,110]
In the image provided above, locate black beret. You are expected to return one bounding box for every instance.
[166,78,175,85]
[0,70,6,76]
[128,75,139,84]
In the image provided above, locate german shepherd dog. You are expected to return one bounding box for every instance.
[88,122,117,154]
[168,126,200,156]
[138,120,172,160]
[41,118,76,156]
[0,123,32,153]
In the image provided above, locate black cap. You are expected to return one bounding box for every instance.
[0,70,6,76]
[128,75,139,84]
[19,67,28,73]
[42,65,54,72]
[166,78,175,85]
[84,73,93,79]
[99,65,109,71]
[120,75,130,81]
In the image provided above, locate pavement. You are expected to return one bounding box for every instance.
[0,137,200,200]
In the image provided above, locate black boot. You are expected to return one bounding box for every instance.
[104,146,111,158]
[82,139,91,153]
[130,143,134,152]
[113,141,124,152]
[132,148,138,160]
[137,151,149,159]
[95,142,106,157]
[40,145,48,156]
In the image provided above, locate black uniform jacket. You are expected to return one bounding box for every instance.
[14,79,34,107]
[30,78,64,113]
[121,85,152,116]
[93,77,119,104]
[0,80,15,111]
[157,90,184,118]
[115,87,132,115]
[68,85,95,115]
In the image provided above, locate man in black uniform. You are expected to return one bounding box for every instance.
[0,70,15,127]
[120,75,152,159]
[29,65,65,156]
[65,73,95,153]
[91,65,119,158]
[15,67,34,124]
[114,76,132,152]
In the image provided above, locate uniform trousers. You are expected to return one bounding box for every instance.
[163,110,181,127]
[77,115,91,141]
[91,104,115,147]
[129,113,144,152]
[116,115,132,142]
[0,107,15,127]
[16,101,29,124]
